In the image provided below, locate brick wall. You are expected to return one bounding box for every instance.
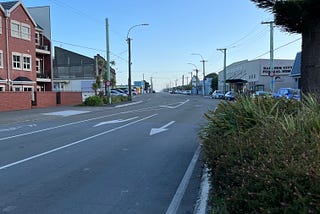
[33,92,56,108]
[0,92,32,112]
[57,92,82,106]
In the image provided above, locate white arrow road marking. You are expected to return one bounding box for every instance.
[149,121,175,136]
[159,99,190,109]
[0,124,37,133]
[94,117,139,127]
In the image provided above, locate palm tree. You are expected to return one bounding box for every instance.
[251,0,320,97]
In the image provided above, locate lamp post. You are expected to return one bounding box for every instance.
[187,63,199,94]
[127,23,149,101]
[191,53,207,96]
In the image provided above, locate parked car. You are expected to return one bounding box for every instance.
[182,90,191,95]
[274,88,300,100]
[224,91,237,101]
[110,89,128,97]
[212,90,225,99]
[252,90,272,98]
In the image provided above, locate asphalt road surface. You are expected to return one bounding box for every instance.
[0,92,218,214]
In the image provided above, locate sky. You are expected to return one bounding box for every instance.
[22,0,302,91]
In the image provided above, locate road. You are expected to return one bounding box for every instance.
[0,93,218,214]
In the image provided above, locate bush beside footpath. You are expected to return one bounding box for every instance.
[83,95,129,106]
[200,95,320,213]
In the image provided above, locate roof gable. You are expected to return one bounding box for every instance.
[0,1,18,10]
[0,1,36,26]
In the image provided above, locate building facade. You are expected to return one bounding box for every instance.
[0,1,52,92]
[218,59,295,93]
[53,46,116,95]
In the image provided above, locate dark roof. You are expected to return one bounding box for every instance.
[0,1,18,10]
[13,76,32,81]
[291,52,301,77]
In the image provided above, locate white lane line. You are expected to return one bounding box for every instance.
[0,100,184,142]
[166,145,201,214]
[0,114,157,171]
[115,101,143,108]
[0,109,150,141]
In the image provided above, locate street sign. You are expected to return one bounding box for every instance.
[105,80,111,87]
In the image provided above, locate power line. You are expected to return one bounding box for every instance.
[251,37,301,60]
[52,39,128,63]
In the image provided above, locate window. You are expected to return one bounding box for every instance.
[13,86,22,92]
[36,58,40,73]
[12,53,21,69]
[0,86,5,92]
[35,32,40,44]
[0,17,2,34]
[11,21,20,38]
[0,50,3,68]
[23,55,31,71]
[21,24,31,40]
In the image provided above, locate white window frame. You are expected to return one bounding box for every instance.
[23,86,33,92]
[11,20,20,38]
[22,54,32,71]
[35,32,40,45]
[0,85,5,92]
[0,17,2,34]
[0,50,3,69]
[36,58,40,73]
[13,86,22,92]
[12,52,22,70]
[21,23,31,41]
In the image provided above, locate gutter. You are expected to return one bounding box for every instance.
[5,11,10,90]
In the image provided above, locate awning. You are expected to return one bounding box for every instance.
[226,79,248,83]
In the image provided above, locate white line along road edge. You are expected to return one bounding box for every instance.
[166,145,201,214]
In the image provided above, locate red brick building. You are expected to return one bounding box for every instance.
[0,1,52,93]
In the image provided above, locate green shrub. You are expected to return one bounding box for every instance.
[83,96,104,106]
[201,95,320,213]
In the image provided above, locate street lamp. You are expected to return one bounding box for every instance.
[127,23,149,101]
[187,63,199,94]
[191,53,207,96]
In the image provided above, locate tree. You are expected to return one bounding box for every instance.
[207,73,218,92]
[251,0,320,97]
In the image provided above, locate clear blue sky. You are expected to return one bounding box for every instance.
[23,0,301,91]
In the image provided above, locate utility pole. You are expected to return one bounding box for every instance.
[201,59,206,95]
[217,48,227,93]
[262,21,275,93]
[196,69,199,94]
[105,18,111,104]
[182,75,184,86]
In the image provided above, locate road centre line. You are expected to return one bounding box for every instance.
[0,114,158,171]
